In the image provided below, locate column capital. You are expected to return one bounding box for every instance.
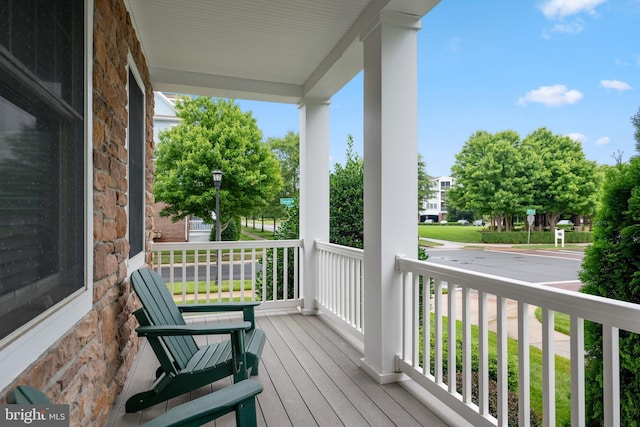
[360,10,422,42]
[298,97,331,108]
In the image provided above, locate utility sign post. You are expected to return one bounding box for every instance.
[526,209,536,245]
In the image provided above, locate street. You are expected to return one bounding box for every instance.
[424,247,584,288]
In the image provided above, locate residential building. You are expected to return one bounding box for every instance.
[421,176,455,222]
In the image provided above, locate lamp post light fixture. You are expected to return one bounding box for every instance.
[212,170,223,241]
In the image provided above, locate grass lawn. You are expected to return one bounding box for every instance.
[419,224,485,243]
[241,226,276,240]
[435,314,571,425]
[167,280,253,295]
[534,307,571,336]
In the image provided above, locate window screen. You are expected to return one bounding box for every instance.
[0,0,85,340]
[128,70,144,257]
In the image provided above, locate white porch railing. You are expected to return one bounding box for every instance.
[395,256,640,427]
[315,240,364,338]
[150,240,302,309]
[189,217,213,231]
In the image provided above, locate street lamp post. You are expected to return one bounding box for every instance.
[212,170,223,241]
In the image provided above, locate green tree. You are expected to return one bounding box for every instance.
[632,106,640,152]
[522,128,598,229]
[448,130,532,231]
[579,156,640,425]
[330,135,364,248]
[263,131,300,220]
[418,153,435,210]
[154,97,282,233]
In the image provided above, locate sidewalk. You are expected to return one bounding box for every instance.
[440,288,571,359]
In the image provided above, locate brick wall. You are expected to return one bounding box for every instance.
[153,202,189,242]
[0,0,154,425]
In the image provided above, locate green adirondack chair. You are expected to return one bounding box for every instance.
[9,381,263,427]
[126,268,266,413]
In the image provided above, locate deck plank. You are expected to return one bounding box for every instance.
[108,309,449,427]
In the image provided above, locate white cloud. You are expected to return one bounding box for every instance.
[546,20,585,36]
[517,84,584,106]
[539,0,607,19]
[595,136,611,145]
[600,80,632,91]
[567,133,587,143]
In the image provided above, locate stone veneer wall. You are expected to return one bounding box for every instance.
[0,0,154,425]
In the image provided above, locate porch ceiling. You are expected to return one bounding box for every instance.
[125,0,440,104]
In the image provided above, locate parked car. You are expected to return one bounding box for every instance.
[457,219,470,226]
[557,220,573,226]
[440,220,448,225]
[473,220,485,226]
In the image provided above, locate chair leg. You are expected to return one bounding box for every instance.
[235,396,258,427]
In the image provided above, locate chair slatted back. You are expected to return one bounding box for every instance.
[131,269,199,370]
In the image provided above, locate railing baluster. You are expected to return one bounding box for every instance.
[603,325,620,427]
[570,316,585,426]
[217,248,222,301]
[448,284,457,394]
[206,249,211,303]
[413,272,419,368]
[462,286,471,404]
[497,296,508,426]
[272,247,278,302]
[293,246,299,300]
[423,275,431,377]
[478,291,489,416]
[251,248,256,302]
[181,249,187,304]
[283,247,288,301]
[194,249,199,304]
[542,308,556,426]
[240,248,245,301]
[518,302,530,427]
[434,280,443,384]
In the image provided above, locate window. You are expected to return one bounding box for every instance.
[128,67,144,261]
[0,0,85,341]
[440,181,451,190]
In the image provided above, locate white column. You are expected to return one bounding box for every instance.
[299,98,330,314]
[360,11,420,382]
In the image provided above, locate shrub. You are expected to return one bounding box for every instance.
[256,202,298,301]
[209,216,240,241]
[579,157,640,425]
[481,231,592,244]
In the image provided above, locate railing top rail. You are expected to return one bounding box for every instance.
[397,255,640,334]
[151,239,302,251]
[315,240,364,260]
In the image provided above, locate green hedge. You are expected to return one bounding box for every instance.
[481,231,592,244]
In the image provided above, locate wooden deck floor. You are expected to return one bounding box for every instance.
[107,309,449,427]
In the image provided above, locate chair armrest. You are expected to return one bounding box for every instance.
[136,321,251,337]
[178,302,260,330]
[140,379,263,427]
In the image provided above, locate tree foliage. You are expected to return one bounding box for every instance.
[579,156,640,425]
[263,131,299,219]
[448,128,599,231]
[330,135,364,248]
[522,128,599,228]
[154,97,282,230]
[448,130,533,231]
[632,106,640,153]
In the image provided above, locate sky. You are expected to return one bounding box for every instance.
[238,0,640,177]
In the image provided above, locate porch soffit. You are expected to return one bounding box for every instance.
[124,0,440,104]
